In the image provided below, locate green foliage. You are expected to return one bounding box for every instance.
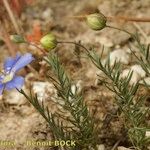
[20,53,97,150]
[17,13,150,150]
[131,34,150,77]
[87,40,150,149]
[19,89,68,140]
[44,53,97,149]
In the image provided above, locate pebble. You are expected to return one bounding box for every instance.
[130,65,146,78]
[5,87,26,105]
[146,131,150,137]
[32,81,57,102]
[41,8,53,20]
[97,144,105,150]
[121,69,140,85]
[118,146,132,150]
[109,49,130,66]
[139,77,150,86]
[121,64,146,85]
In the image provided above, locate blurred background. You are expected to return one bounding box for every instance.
[0,0,149,150]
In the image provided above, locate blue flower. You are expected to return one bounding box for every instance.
[0,53,34,94]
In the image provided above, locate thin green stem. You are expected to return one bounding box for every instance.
[57,41,89,53]
[107,25,150,75]
[106,25,133,36]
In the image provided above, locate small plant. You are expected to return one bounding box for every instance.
[18,52,97,150]
[87,49,149,149]
[3,11,150,150]
[85,12,150,149]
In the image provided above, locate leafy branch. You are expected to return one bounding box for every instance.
[44,53,97,149]
[107,25,150,77]
[19,52,97,150]
[87,49,150,150]
[19,89,69,141]
[130,35,150,77]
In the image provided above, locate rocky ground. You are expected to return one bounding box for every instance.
[0,0,150,150]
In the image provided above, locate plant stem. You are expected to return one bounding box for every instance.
[57,41,89,53]
[106,25,133,36]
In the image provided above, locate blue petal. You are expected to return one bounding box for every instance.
[4,54,21,72]
[0,84,4,95]
[11,53,34,72]
[5,76,24,90]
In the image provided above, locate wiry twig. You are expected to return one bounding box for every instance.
[68,15,150,22]
[2,0,20,34]
[107,16,150,22]
[87,48,150,149]
[0,21,17,56]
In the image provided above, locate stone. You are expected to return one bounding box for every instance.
[146,131,150,137]
[41,8,53,20]
[139,77,150,86]
[130,65,146,78]
[121,69,140,85]
[121,64,147,85]
[109,49,130,66]
[32,81,57,102]
[5,87,26,105]
[97,144,105,150]
[118,146,132,150]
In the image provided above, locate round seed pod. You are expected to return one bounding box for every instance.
[40,33,57,50]
[86,13,107,30]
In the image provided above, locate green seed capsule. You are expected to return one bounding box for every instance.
[40,33,57,50]
[10,35,25,43]
[86,13,107,31]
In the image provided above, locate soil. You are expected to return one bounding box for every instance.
[0,0,150,150]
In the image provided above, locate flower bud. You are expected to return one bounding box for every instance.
[40,33,57,50]
[10,35,26,43]
[86,13,107,31]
